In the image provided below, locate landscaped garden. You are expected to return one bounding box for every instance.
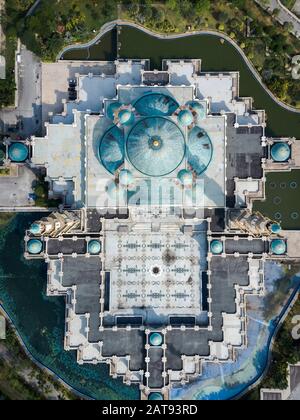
[2,1,300,108]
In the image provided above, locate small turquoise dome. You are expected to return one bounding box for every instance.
[271,143,291,162]
[119,169,133,186]
[211,240,223,255]
[118,109,134,125]
[107,101,122,119]
[88,240,101,255]
[149,392,163,401]
[178,169,193,186]
[149,332,163,346]
[178,109,193,127]
[186,101,206,119]
[271,223,281,234]
[27,239,43,255]
[271,239,286,255]
[29,223,42,235]
[8,143,28,162]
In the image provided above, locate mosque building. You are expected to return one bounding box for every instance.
[23,58,300,400]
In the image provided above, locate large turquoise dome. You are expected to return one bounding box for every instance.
[149,332,163,346]
[134,93,179,117]
[210,240,223,255]
[270,239,286,255]
[187,126,213,175]
[126,116,185,177]
[99,126,125,174]
[8,143,28,162]
[271,142,291,162]
[27,239,43,255]
[88,240,101,255]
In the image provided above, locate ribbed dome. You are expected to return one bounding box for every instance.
[29,223,42,235]
[178,169,193,186]
[271,142,291,162]
[149,332,163,346]
[88,240,101,255]
[270,239,286,255]
[118,109,134,126]
[8,143,28,162]
[178,109,193,127]
[99,126,125,174]
[119,169,133,186]
[27,239,43,255]
[134,93,179,117]
[107,101,122,119]
[126,117,185,177]
[210,240,223,255]
[186,100,206,119]
[187,126,213,175]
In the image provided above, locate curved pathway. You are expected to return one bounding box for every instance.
[255,0,300,37]
[58,20,300,115]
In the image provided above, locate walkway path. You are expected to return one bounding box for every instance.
[26,0,42,17]
[255,0,300,38]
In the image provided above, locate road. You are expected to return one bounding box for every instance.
[0,44,42,138]
[255,0,300,38]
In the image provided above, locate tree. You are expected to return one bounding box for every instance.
[195,0,210,14]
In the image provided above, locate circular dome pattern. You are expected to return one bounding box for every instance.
[27,239,43,255]
[186,101,206,119]
[271,142,291,162]
[126,117,185,177]
[107,101,122,120]
[88,240,101,255]
[118,109,134,126]
[29,223,42,235]
[99,126,125,174]
[270,239,286,255]
[8,143,28,162]
[134,93,179,117]
[178,169,193,186]
[178,109,193,127]
[149,332,163,346]
[210,240,223,255]
[187,126,213,175]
